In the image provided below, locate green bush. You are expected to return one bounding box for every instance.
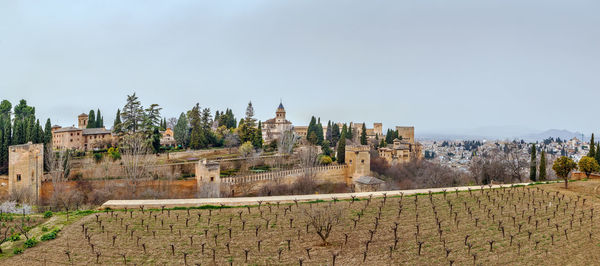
[13,247,23,255]
[93,152,104,163]
[43,211,53,218]
[9,234,21,241]
[41,229,60,241]
[41,226,48,232]
[319,155,333,165]
[23,238,38,248]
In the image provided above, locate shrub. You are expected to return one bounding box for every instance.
[13,247,23,254]
[9,234,21,241]
[23,238,38,248]
[320,155,333,165]
[108,147,121,161]
[43,211,53,218]
[41,229,60,241]
[93,152,103,163]
[41,226,49,232]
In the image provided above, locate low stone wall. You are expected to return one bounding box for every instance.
[39,179,200,204]
[221,165,348,184]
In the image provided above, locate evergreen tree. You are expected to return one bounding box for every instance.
[316,118,324,145]
[151,127,161,153]
[379,138,386,148]
[360,122,367,145]
[589,133,596,158]
[596,143,600,165]
[341,124,348,140]
[174,112,190,148]
[306,116,317,144]
[331,123,340,148]
[96,109,104,128]
[188,104,205,149]
[113,109,122,133]
[87,109,96,129]
[530,144,537,181]
[253,121,263,149]
[348,122,354,140]
[44,118,52,145]
[143,104,162,133]
[337,132,346,164]
[121,93,145,133]
[326,121,332,142]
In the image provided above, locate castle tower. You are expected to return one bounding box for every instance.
[78,113,89,129]
[8,142,43,204]
[373,123,383,137]
[195,159,221,197]
[275,102,286,123]
[396,126,415,144]
[345,145,371,183]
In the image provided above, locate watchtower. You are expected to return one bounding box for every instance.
[195,159,221,197]
[8,142,43,204]
[345,145,371,183]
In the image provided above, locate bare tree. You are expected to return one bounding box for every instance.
[167,117,178,129]
[45,146,82,211]
[224,133,241,153]
[304,205,343,245]
[276,130,297,170]
[120,133,155,198]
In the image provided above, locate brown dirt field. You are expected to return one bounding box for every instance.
[3,181,600,265]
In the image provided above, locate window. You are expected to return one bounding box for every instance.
[361,159,365,164]
[16,174,21,181]
[210,177,215,182]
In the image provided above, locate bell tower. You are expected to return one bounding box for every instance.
[275,102,286,123]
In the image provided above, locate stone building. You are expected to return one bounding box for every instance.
[51,113,113,151]
[396,126,415,144]
[8,142,43,204]
[196,159,221,197]
[378,137,422,165]
[352,122,383,141]
[261,103,293,143]
[345,145,371,181]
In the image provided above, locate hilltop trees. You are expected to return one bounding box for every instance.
[529,144,537,181]
[578,156,599,179]
[552,156,577,188]
[0,99,49,174]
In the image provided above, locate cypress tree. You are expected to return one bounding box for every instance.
[34,119,43,143]
[331,123,340,147]
[348,122,354,140]
[337,132,346,164]
[539,150,547,181]
[97,109,104,128]
[253,121,263,149]
[589,133,596,158]
[326,121,332,141]
[341,124,348,140]
[87,109,96,128]
[530,144,537,181]
[306,116,317,144]
[44,118,52,145]
[316,119,324,145]
[113,109,122,132]
[595,143,600,165]
[360,122,367,145]
[379,138,386,148]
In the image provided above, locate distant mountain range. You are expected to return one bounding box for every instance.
[418,128,586,142]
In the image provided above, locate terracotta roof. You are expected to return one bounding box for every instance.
[78,113,88,117]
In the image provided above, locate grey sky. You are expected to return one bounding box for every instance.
[1,0,599,136]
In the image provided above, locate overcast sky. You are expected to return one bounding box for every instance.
[1,0,599,136]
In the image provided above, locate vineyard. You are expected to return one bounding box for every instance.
[3,181,600,265]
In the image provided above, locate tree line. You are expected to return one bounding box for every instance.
[0,99,52,174]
